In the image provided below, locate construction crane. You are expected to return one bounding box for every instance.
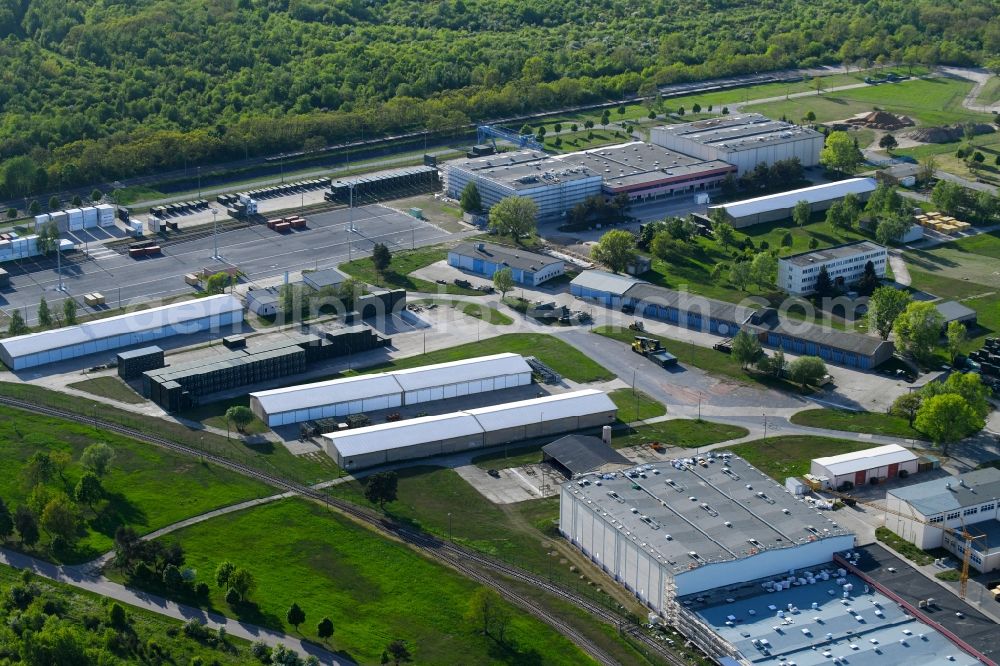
[818,487,986,599]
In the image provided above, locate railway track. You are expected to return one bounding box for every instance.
[1,395,688,666]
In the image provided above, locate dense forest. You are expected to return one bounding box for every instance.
[0,0,997,198]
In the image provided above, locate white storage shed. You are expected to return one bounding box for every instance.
[810,444,918,490]
[0,294,243,371]
[249,352,533,427]
[250,374,404,427]
[468,389,618,445]
[323,413,486,469]
[392,353,532,405]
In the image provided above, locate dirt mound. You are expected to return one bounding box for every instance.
[905,123,996,144]
[846,111,914,130]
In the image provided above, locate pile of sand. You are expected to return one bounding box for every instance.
[905,123,996,143]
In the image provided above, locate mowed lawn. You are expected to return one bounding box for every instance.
[340,246,482,295]
[790,408,927,440]
[358,333,614,384]
[161,498,592,666]
[608,388,667,422]
[0,406,270,562]
[614,420,749,449]
[728,436,879,480]
[749,77,987,126]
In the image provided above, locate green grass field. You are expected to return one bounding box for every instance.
[875,526,934,566]
[340,246,482,295]
[607,388,667,423]
[749,77,988,127]
[0,405,270,563]
[157,498,594,665]
[417,298,514,325]
[0,564,253,664]
[0,382,336,486]
[976,76,1000,105]
[67,376,145,404]
[359,333,614,384]
[614,420,749,449]
[727,436,878,480]
[790,408,927,440]
[903,230,1000,353]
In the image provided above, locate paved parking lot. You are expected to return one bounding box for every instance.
[0,205,450,326]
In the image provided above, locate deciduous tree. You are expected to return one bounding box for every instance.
[8,310,28,336]
[73,472,104,512]
[868,286,910,340]
[487,196,537,243]
[890,392,922,427]
[81,443,115,477]
[460,182,481,213]
[792,200,811,227]
[729,261,752,291]
[591,229,636,274]
[37,297,51,327]
[914,393,982,455]
[41,495,79,545]
[225,406,254,433]
[372,243,392,282]
[820,131,863,174]
[386,639,412,665]
[14,505,39,547]
[788,356,828,390]
[945,321,967,363]
[287,602,306,631]
[893,301,944,363]
[63,298,77,325]
[364,471,399,509]
[493,266,514,299]
[731,330,763,370]
[317,617,335,642]
[0,498,13,542]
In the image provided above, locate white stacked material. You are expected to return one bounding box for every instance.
[66,208,83,231]
[34,213,50,230]
[0,235,40,262]
[96,204,116,227]
[81,207,98,228]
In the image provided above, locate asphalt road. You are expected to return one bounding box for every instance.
[0,205,453,325]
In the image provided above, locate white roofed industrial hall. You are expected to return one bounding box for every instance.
[0,294,244,371]
[250,353,533,427]
[322,389,618,470]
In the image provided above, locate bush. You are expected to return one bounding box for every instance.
[195,582,210,598]
[251,640,271,662]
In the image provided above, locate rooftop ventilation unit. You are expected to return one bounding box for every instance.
[701,503,719,517]
[757,492,776,505]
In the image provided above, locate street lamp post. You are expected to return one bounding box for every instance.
[197,166,202,199]
[211,208,220,260]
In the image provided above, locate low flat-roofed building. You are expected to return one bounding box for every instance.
[302,268,347,292]
[935,300,977,331]
[708,178,878,228]
[651,114,824,174]
[885,467,1000,571]
[560,453,854,612]
[448,242,565,286]
[542,434,630,478]
[570,270,644,307]
[777,241,887,295]
[810,444,918,490]
[246,288,280,317]
[467,389,617,446]
[747,313,894,370]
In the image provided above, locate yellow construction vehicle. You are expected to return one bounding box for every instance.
[631,336,678,367]
[822,488,985,599]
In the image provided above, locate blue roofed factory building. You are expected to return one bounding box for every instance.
[448,242,565,286]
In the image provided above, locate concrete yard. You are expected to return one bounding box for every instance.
[1,204,451,326]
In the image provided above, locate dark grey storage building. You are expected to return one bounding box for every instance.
[117,346,165,380]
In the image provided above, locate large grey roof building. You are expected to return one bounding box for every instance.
[650,114,824,175]
[559,453,854,611]
[885,467,1000,572]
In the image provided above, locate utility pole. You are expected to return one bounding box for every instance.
[762,412,767,439]
[57,244,63,291]
[197,166,202,199]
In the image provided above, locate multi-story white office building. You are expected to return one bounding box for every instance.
[650,113,824,175]
[442,150,604,221]
[885,467,1000,573]
[777,241,887,295]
